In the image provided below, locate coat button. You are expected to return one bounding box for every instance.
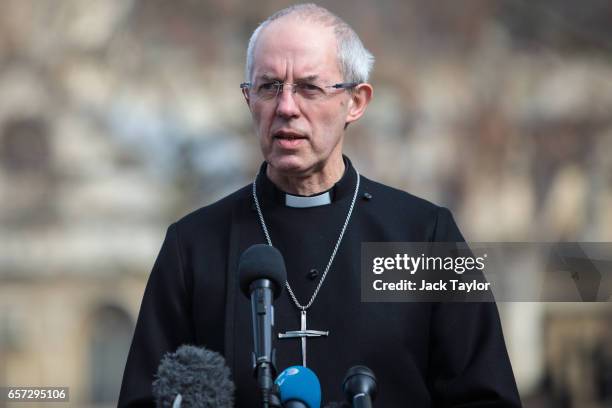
[362,192,372,200]
[307,269,319,280]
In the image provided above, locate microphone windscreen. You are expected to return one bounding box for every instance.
[152,345,235,408]
[275,365,321,408]
[238,244,287,298]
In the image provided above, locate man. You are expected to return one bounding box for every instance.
[119,4,521,407]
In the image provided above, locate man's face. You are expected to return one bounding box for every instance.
[246,18,352,177]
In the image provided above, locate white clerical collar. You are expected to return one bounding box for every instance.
[285,191,332,208]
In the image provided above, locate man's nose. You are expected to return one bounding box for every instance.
[275,86,301,119]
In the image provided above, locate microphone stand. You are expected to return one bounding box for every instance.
[257,359,281,408]
[249,280,280,408]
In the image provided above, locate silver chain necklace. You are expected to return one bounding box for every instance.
[251,170,360,311]
[251,169,360,366]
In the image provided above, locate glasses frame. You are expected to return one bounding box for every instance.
[240,81,360,101]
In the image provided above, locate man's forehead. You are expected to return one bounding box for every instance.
[256,73,320,82]
[251,17,340,78]
[252,60,340,82]
[252,55,340,81]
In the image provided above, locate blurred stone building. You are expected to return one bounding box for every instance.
[0,0,611,406]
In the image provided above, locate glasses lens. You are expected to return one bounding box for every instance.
[252,81,335,101]
[256,82,281,99]
[295,83,325,99]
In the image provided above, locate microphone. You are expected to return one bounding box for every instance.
[342,366,377,408]
[275,366,321,408]
[238,244,287,407]
[152,344,235,408]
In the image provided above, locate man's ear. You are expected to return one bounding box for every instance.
[345,83,373,127]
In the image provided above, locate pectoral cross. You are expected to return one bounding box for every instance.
[278,310,329,367]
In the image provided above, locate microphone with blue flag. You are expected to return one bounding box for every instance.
[274,366,321,408]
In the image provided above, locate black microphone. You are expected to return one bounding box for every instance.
[152,344,235,408]
[342,366,377,408]
[238,244,287,407]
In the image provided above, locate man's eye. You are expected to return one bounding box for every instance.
[297,83,323,97]
[299,83,321,91]
[259,82,280,91]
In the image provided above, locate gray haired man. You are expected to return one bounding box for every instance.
[119,4,521,407]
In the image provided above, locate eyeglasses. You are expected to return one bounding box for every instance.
[240,80,359,102]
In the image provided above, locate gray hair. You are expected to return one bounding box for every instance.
[245,3,374,84]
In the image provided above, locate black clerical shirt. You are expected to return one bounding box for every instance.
[119,157,521,407]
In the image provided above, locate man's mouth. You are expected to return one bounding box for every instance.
[273,130,307,148]
[273,130,307,139]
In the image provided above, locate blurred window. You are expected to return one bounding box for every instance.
[0,117,51,174]
[88,305,133,404]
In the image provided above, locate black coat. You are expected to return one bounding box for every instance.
[119,159,521,407]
